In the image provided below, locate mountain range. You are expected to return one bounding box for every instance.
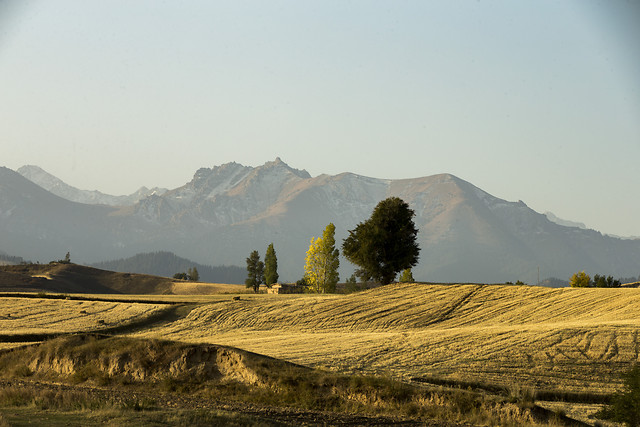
[1,158,638,284]
[17,165,168,206]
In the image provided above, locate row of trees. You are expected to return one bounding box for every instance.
[173,267,200,281]
[304,197,419,290]
[569,271,622,288]
[244,197,421,293]
[342,197,420,286]
[245,243,278,292]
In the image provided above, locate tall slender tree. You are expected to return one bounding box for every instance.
[245,250,264,292]
[304,223,340,293]
[264,243,279,286]
[187,267,199,282]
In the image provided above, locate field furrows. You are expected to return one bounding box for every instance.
[127,283,640,394]
[3,284,640,395]
[0,297,168,336]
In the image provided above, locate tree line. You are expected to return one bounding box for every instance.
[92,251,246,284]
[569,271,639,288]
[244,197,420,293]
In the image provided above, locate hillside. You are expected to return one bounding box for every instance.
[1,280,637,424]
[0,333,553,426]
[0,263,176,294]
[4,160,640,283]
[90,251,245,284]
[131,282,640,395]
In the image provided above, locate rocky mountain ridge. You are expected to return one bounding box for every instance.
[17,165,168,206]
[2,160,639,284]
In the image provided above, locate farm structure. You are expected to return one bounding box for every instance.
[267,283,304,294]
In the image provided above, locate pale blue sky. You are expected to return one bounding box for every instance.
[1,1,639,236]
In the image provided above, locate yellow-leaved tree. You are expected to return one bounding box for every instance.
[570,271,591,287]
[304,223,340,293]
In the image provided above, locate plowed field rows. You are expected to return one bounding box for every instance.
[130,283,640,394]
[0,297,168,335]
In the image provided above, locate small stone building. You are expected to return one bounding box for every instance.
[267,283,303,294]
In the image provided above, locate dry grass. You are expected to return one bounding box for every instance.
[0,292,263,304]
[128,283,640,395]
[536,401,622,426]
[169,281,249,295]
[0,335,556,426]
[0,297,168,335]
[0,342,39,351]
[3,283,639,398]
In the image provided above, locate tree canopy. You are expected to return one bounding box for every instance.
[187,267,199,282]
[569,271,591,288]
[304,223,340,293]
[342,197,420,285]
[245,250,264,293]
[398,268,414,283]
[264,243,279,286]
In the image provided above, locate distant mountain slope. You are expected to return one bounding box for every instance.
[2,160,639,284]
[18,165,167,206]
[544,211,587,229]
[0,166,162,263]
[91,252,245,284]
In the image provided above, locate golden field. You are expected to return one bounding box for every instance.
[127,283,640,395]
[0,296,169,336]
[2,282,640,398]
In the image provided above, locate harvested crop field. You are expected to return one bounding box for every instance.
[129,283,640,395]
[0,296,170,337]
[169,281,248,295]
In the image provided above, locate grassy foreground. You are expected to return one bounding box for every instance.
[0,334,567,426]
[2,282,639,424]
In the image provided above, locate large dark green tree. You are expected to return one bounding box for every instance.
[264,243,279,286]
[342,197,420,285]
[245,250,264,292]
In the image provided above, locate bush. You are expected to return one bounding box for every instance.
[597,365,640,426]
[570,271,590,287]
[12,365,33,378]
[398,269,414,283]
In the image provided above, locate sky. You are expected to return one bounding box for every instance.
[1,1,639,237]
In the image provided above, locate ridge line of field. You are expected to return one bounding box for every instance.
[0,292,185,305]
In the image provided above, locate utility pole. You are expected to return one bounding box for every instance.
[538,266,540,286]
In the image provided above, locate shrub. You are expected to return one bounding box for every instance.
[12,365,33,378]
[569,271,590,288]
[597,365,640,426]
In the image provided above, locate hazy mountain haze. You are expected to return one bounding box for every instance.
[17,165,168,206]
[2,160,638,285]
[0,2,638,237]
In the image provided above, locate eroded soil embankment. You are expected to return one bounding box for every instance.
[12,334,270,386]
